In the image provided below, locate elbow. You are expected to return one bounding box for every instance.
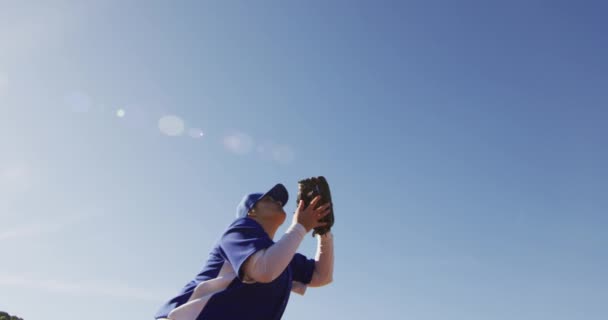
[320,275,333,286]
[309,274,333,287]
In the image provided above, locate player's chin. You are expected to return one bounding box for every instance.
[277,210,287,225]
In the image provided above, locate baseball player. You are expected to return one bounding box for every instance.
[154,183,335,320]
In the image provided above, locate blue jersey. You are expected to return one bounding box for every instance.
[155,217,315,320]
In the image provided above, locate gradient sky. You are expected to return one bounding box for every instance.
[1,1,607,319]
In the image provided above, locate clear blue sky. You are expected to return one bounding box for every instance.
[1,1,607,319]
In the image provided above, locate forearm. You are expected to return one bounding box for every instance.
[309,231,334,287]
[245,223,307,283]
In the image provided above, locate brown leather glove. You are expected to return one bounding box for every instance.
[297,176,334,237]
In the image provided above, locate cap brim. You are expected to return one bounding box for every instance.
[261,183,289,207]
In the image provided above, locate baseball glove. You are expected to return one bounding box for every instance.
[296,176,334,237]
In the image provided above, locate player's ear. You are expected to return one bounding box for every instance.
[247,209,257,217]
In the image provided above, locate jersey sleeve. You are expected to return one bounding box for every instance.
[219,218,274,280]
[289,252,316,284]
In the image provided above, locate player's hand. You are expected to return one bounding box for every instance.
[293,195,332,233]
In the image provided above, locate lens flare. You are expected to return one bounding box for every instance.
[158,115,185,136]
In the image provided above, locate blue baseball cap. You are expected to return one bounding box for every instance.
[236,183,289,218]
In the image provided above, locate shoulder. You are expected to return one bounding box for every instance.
[218,218,273,254]
[221,217,267,239]
[225,217,264,232]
